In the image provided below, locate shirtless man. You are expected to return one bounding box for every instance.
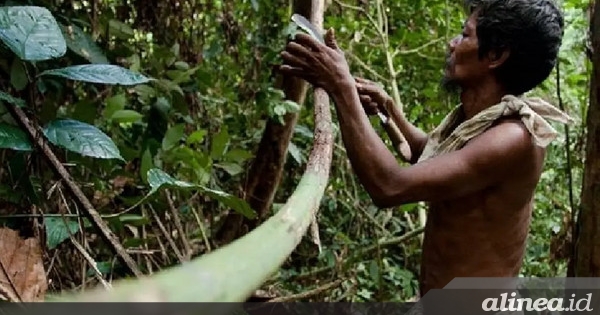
[279,0,566,298]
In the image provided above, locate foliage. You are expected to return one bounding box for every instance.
[0,0,591,302]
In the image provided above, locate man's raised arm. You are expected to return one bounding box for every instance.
[279,31,537,208]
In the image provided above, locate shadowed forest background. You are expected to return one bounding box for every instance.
[0,0,597,302]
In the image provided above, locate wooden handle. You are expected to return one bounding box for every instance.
[381,117,412,163]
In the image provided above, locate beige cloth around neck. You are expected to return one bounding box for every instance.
[418,94,574,163]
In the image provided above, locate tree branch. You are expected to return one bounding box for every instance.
[5,103,143,278]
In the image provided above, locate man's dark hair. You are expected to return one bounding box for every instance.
[464,0,564,96]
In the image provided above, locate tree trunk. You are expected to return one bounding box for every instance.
[216,1,318,244]
[571,0,600,277]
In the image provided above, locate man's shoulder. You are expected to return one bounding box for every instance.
[462,118,543,170]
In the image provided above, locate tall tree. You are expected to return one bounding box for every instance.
[572,0,600,277]
[216,0,319,244]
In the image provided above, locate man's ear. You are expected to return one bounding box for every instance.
[488,49,510,69]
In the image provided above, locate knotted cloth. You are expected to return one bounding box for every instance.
[418,94,574,163]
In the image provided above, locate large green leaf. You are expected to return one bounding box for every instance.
[145,168,256,219]
[43,119,123,160]
[0,123,32,151]
[44,216,80,250]
[40,64,152,85]
[0,6,66,61]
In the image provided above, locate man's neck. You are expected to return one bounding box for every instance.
[460,80,508,119]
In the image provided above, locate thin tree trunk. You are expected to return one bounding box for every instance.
[216,1,318,244]
[571,0,600,277]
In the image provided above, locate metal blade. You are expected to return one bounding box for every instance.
[376,111,389,124]
[291,14,324,44]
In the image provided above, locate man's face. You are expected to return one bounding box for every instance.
[441,12,491,94]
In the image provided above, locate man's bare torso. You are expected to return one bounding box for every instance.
[418,119,547,297]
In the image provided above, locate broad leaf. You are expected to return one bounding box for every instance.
[40,64,151,85]
[86,261,112,277]
[10,59,28,91]
[224,149,253,163]
[210,127,230,160]
[201,186,256,219]
[186,129,207,145]
[0,6,66,61]
[287,142,304,164]
[215,162,243,176]
[146,168,196,195]
[145,168,256,219]
[111,109,143,123]
[44,217,80,250]
[162,124,185,151]
[0,123,32,151]
[43,119,123,160]
[0,91,26,108]
[103,93,127,119]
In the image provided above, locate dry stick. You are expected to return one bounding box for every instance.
[69,238,112,290]
[164,190,192,260]
[141,209,154,275]
[267,279,345,302]
[148,205,185,263]
[366,226,424,252]
[57,187,112,290]
[151,224,170,264]
[292,227,424,281]
[5,103,143,278]
[190,206,212,252]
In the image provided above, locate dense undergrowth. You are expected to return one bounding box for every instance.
[0,0,591,301]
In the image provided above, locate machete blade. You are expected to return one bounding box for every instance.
[291,14,324,44]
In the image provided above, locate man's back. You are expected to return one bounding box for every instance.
[418,119,547,297]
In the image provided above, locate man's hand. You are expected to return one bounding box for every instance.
[279,29,353,94]
[355,77,394,116]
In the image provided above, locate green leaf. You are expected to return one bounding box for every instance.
[111,109,143,123]
[44,217,80,250]
[10,59,28,91]
[0,91,26,108]
[210,127,230,160]
[282,100,301,113]
[140,149,154,183]
[186,129,207,145]
[145,168,256,219]
[224,149,253,163]
[0,123,32,151]
[146,168,196,195]
[162,124,185,151]
[103,94,127,119]
[108,19,134,39]
[60,23,109,64]
[0,6,66,61]
[199,186,256,219]
[287,142,303,164]
[43,119,123,160]
[215,162,243,176]
[40,64,152,85]
[118,214,150,226]
[86,261,112,277]
[369,260,380,283]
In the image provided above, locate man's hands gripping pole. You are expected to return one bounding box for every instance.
[279,18,412,162]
